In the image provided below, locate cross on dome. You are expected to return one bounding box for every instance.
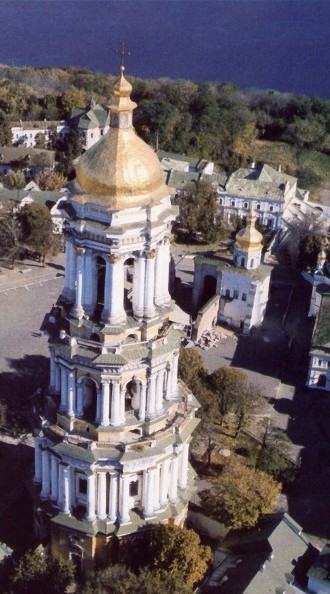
[114,42,131,73]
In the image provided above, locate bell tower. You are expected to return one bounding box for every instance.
[33,64,199,572]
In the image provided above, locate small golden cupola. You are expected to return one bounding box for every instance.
[73,65,170,209]
[234,209,263,269]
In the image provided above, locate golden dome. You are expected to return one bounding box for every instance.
[73,66,171,209]
[235,210,263,250]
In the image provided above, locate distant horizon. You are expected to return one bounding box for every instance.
[1,0,329,99]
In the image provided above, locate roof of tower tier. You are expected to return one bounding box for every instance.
[71,66,172,209]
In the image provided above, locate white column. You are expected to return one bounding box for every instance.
[97,473,107,520]
[169,456,179,503]
[161,239,171,305]
[85,474,96,522]
[34,437,43,484]
[76,383,84,418]
[100,381,110,427]
[120,385,125,425]
[62,465,71,515]
[133,252,145,318]
[165,365,172,401]
[57,464,63,508]
[153,465,160,511]
[154,244,165,306]
[119,475,130,523]
[179,444,189,490]
[171,351,179,398]
[95,386,102,424]
[155,369,165,413]
[50,456,58,502]
[103,255,125,324]
[83,249,95,316]
[72,247,85,319]
[69,240,76,298]
[108,472,118,522]
[41,449,50,499]
[67,371,76,417]
[63,238,72,299]
[110,380,121,426]
[144,468,156,516]
[55,361,61,394]
[146,373,157,418]
[144,250,156,318]
[138,382,147,421]
[60,366,68,412]
[49,347,56,391]
[160,459,171,507]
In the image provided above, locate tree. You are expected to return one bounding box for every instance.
[200,458,280,529]
[18,202,61,265]
[0,111,12,146]
[208,367,248,425]
[147,524,211,588]
[0,203,23,267]
[3,169,26,189]
[79,564,193,594]
[233,383,263,439]
[298,234,324,271]
[9,550,74,594]
[35,170,66,191]
[178,347,205,387]
[179,179,229,243]
[256,420,296,484]
[34,132,46,149]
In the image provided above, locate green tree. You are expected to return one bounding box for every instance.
[208,367,248,425]
[35,170,66,191]
[200,458,280,529]
[256,421,296,484]
[18,202,61,265]
[34,132,46,149]
[0,203,23,267]
[180,179,228,243]
[178,347,205,387]
[298,234,324,271]
[0,111,12,146]
[10,550,74,594]
[79,564,192,594]
[3,169,26,189]
[147,524,211,588]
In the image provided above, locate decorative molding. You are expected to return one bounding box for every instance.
[109,254,119,264]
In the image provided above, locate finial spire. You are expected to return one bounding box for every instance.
[114,42,131,73]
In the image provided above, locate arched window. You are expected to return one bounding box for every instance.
[95,256,106,318]
[256,204,261,211]
[231,200,235,207]
[317,374,327,387]
[124,257,135,313]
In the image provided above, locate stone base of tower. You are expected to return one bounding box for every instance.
[49,502,189,574]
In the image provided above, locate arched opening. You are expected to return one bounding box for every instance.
[240,257,245,268]
[201,275,217,306]
[124,378,140,413]
[124,257,134,314]
[69,549,83,577]
[95,256,106,318]
[82,377,97,422]
[317,374,327,387]
[89,332,100,342]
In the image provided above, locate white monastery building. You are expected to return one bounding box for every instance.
[33,65,199,571]
[192,211,272,334]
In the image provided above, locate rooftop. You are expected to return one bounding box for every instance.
[311,293,330,352]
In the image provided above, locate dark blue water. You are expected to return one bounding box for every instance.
[0,0,329,98]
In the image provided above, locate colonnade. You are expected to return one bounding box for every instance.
[49,349,180,425]
[63,239,171,322]
[34,439,190,523]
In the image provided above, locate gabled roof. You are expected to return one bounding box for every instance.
[203,513,318,594]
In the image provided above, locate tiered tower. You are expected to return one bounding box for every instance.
[33,66,199,571]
